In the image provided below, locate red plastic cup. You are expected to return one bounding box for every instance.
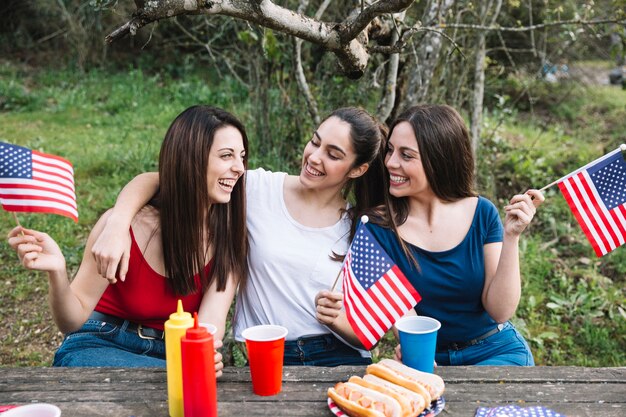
[242,324,288,396]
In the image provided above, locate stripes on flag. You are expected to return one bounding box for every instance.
[557,148,626,257]
[341,223,421,350]
[0,142,78,222]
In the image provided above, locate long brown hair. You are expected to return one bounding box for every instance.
[154,105,249,295]
[327,107,391,241]
[388,104,477,226]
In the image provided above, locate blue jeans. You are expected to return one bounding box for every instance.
[283,334,372,366]
[435,322,534,366]
[53,318,166,367]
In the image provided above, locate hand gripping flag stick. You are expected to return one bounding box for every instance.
[330,215,421,349]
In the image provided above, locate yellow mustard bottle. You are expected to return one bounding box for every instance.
[165,299,193,417]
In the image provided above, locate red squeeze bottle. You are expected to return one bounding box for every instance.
[181,313,218,417]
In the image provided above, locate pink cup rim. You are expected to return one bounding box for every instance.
[395,316,441,334]
[242,325,288,342]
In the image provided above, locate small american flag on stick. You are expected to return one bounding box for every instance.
[0,141,78,222]
[554,146,626,257]
[342,217,421,350]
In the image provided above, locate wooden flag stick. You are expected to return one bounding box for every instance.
[12,212,22,228]
[329,268,342,292]
[539,144,626,192]
[12,212,25,236]
[539,179,560,192]
[329,215,370,292]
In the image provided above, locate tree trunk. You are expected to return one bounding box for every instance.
[377,11,406,123]
[250,35,272,156]
[470,0,501,158]
[400,0,455,111]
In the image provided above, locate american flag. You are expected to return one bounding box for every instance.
[341,223,421,350]
[557,147,626,257]
[0,141,78,222]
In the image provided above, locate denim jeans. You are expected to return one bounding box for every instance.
[283,334,372,367]
[435,322,534,366]
[53,318,166,367]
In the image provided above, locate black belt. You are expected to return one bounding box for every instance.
[438,323,505,351]
[89,311,164,340]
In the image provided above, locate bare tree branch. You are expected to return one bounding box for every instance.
[369,26,464,59]
[337,0,413,42]
[438,18,626,32]
[313,0,332,20]
[106,0,414,78]
[372,16,625,55]
[105,1,626,79]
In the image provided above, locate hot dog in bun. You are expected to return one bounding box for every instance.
[362,374,427,417]
[328,382,402,417]
[347,376,413,417]
[366,359,445,402]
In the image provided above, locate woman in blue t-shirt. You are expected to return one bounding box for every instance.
[316,104,544,366]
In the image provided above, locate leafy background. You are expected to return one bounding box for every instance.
[0,0,625,367]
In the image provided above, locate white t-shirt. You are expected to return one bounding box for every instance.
[233,169,369,357]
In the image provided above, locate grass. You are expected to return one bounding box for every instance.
[0,61,624,367]
[480,74,626,367]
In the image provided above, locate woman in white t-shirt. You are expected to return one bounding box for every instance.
[89,107,389,366]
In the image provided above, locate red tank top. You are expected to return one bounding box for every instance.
[95,228,209,330]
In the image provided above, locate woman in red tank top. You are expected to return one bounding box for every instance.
[8,105,249,368]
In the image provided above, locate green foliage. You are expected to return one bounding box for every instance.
[479,78,626,367]
[1,62,625,367]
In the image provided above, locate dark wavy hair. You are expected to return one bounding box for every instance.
[154,105,249,296]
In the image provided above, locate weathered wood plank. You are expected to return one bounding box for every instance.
[4,400,623,417]
[0,367,624,417]
[437,366,626,383]
[1,366,624,383]
[3,381,624,404]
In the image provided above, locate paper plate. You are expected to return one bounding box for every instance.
[328,395,445,416]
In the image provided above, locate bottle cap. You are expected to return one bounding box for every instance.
[168,299,192,324]
[185,312,211,340]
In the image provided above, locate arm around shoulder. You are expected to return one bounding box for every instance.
[91,172,159,282]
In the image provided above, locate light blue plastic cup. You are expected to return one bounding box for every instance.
[395,316,441,374]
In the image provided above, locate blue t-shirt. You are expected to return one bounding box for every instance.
[368,197,503,348]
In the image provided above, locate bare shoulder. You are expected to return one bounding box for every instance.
[283,174,300,189]
[450,196,479,220]
[459,196,479,210]
[130,206,160,237]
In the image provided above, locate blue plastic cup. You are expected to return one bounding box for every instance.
[395,316,441,373]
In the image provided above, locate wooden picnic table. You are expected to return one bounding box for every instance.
[0,366,624,416]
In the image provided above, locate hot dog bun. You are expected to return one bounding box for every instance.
[362,374,427,417]
[366,359,445,401]
[328,381,402,417]
[348,376,412,417]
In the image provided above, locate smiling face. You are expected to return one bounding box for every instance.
[385,121,431,198]
[299,116,366,191]
[206,125,246,204]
